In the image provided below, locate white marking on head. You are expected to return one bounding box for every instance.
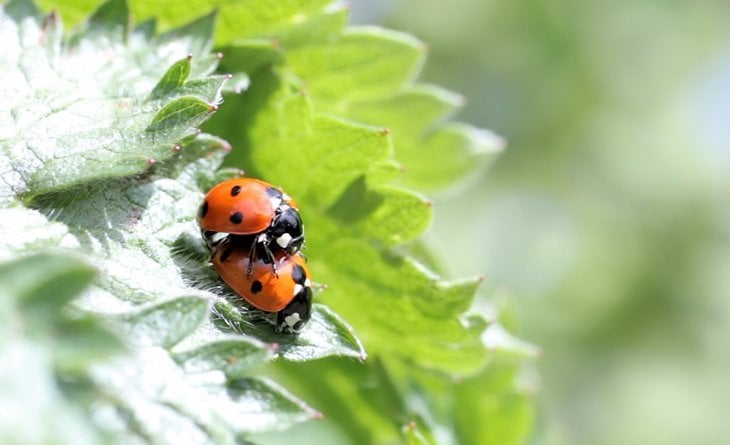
[304,278,312,287]
[284,312,301,327]
[269,196,282,208]
[257,233,268,242]
[276,233,293,248]
[293,284,303,295]
[282,193,292,203]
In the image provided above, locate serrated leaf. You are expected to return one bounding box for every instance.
[328,178,432,246]
[0,3,224,201]
[146,96,216,133]
[212,74,392,209]
[213,301,366,361]
[149,56,192,99]
[223,377,320,433]
[129,0,332,44]
[173,337,273,379]
[314,239,489,374]
[119,296,210,349]
[286,26,426,105]
[211,66,488,376]
[5,1,535,443]
[23,132,365,437]
[0,5,366,442]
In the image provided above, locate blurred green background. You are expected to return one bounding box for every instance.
[351,1,730,444]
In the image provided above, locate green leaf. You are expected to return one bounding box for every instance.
[149,56,192,99]
[119,296,210,349]
[129,0,333,43]
[213,301,366,361]
[146,96,217,133]
[211,73,393,208]
[85,0,129,37]
[328,178,432,246]
[218,39,284,77]
[224,377,321,433]
[91,349,319,443]
[0,2,225,201]
[454,363,537,445]
[314,239,489,374]
[157,11,216,62]
[281,27,501,191]
[286,26,426,105]
[0,252,125,445]
[4,0,41,21]
[5,1,536,443]
[173,337,273,379]
[0,5,365,442]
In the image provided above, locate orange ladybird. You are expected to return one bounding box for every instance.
[198,178,304,274]
[212,237,313,333]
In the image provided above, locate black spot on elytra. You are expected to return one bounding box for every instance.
[219,246,234,263]
[199,201,209,218]
[291,264,306,284]
[250,280,263,294]
[231,185,241,196]
[229,211,243,224]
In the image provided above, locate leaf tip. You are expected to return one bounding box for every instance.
[172,144,182,153]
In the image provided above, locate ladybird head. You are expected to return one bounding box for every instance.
[269,206,304,254]
[275,262,312,333]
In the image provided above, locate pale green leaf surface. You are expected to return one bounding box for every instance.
[119,296,210,348]
[0,4,365,443]
[4,1,536,443]
[0,0,224,201]
[173,337,273,379]
[0,252,124,445]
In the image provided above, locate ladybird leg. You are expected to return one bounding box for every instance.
[287,234,305,254]
[261,241,279,278]
[246,238,258,277]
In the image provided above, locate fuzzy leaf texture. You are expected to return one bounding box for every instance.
[0,1,364,444]
[4,0,538,444]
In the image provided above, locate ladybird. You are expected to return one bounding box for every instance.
[212,236,313,333]
[198,178,304,274]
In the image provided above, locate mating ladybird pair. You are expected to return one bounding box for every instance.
[197,178,312,333]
